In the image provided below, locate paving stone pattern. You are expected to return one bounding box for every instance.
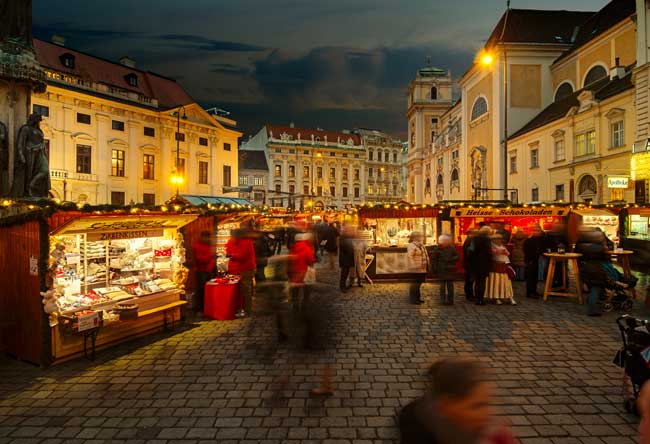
[1,262,649,444]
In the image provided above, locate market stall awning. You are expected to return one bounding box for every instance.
[178,194,253,207]
[50,213,199,236]
[571,208,617,217]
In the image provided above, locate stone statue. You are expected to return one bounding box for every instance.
[11,113,50,198]
[0,0,33,48]
[0,121,8,196]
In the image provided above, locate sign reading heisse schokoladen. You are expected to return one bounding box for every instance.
[454,207,568,217]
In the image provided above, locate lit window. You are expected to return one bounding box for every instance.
[274,164,282,177]
[554,139,565,161]
[303,166,310,178]
[111,149,125,176]
[143,154,154,180]
[288,165,295,178]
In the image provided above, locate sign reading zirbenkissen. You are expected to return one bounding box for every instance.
[454,207,568,217]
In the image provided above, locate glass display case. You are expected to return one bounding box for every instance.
[367,217,437,246]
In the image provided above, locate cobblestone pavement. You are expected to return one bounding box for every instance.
[1,262,649,444]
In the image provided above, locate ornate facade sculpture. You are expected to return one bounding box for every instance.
[11,113,50,198]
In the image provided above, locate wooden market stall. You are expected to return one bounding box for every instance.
[358,204,441,281]
[0,205,212,366]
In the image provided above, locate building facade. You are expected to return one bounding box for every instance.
[31,37,240,205]
[633,0,650,204]
[351,128,406,202]
[406,67,454,203]
[238,150,268,205]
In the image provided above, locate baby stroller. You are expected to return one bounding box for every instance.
[614,315,650,414]
[600,262,637,313]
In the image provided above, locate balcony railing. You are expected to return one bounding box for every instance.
[50,169,68,180]
[50,169,98,182]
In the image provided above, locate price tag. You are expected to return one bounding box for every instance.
[77,312,100,332]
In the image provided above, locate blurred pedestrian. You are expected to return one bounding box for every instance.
[323,222,340,269]
[274,225,286,255]
[462,229,478,301]
[352,228,368,287]
[407,231,429,305]
[510,228,528,281]
[574,227,609,316]
[399,357,516,444]
[255,255,291,342]
[191,230,214,314]
[288,232,315,313]
[338,226,355,292]
[485,234,516,305]
[225,228,256,317]
[523,224,545,299]
[431,234,459,305]
[469,226,493,306]
[253,230,273,282]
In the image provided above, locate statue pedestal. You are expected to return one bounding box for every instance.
[0,44,46,196]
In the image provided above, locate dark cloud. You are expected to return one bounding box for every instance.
[209,63,251,75]
[158,34,265,52]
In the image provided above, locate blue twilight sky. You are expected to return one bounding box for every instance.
[33,0,608,139]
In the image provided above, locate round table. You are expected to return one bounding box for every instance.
[606,250,634,277]
[204,278,241,320]
[543,252,583,304]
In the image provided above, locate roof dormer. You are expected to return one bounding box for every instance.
[60,53,75,69]
[124,73,138,87]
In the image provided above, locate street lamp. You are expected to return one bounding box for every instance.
[171,106,187,198]
[480,46,508,201]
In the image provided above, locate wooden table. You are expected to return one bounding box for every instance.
[606,250,633,278]
[543,253,583,304]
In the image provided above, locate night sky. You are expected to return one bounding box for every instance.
[33,0,606,140]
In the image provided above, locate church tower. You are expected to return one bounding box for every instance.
[406,65,453,203]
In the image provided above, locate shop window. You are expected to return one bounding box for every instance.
[274,164,282,177]
[199,137,208,146]
[33,104,49,117]
[611,121,624,148]
[76,145,91,174]
[111,191,125,205]
[555,184,565,201]
[223,165,231,187]
[143,126,155,137]
[112,120,125,131]
[111,149,125,177]
[143,193,155,205]
[77,113,91,125]
[199,161,209,184]
[611,188,625,201]
[554,139,565,161]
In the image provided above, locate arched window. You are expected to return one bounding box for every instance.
[584,65,607,87]
[554,82,574,101]
[437,174,444,186]
[451,168,459,182]
[430,86,437,100]
[471,97,488,121]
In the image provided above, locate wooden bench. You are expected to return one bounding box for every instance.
[138,300,187,331]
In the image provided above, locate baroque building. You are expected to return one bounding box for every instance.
[240,124,406,209]
[31,37,240,205]
[406,66,454,203]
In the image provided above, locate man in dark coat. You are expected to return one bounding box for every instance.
[468,226,493,305]
[574,228,609,316]
[524,224,546,298]
[462,230,477,301]
[323,222,340,269]
[338,228,355,292]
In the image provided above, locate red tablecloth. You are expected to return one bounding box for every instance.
[204,280,241,320]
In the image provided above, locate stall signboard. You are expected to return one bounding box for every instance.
[453,207,569,217]
[607,176,629,189]
[77,312,100,332]
[87,229,164,241]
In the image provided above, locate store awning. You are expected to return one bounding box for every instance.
[571,208,616,217]
[178,194,253,207]
[50,213,199,236]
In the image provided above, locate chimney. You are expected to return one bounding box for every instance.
[51,34,66,46]
[119,56,136,68]
[610,57,625,79]
[289,121,295,128]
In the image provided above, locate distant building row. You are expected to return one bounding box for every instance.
[239,125,407,209]
[408,0,648,206]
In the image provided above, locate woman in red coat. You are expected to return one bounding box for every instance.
[289,232,315,284]
[225,229,256,317]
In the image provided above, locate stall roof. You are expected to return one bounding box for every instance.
[50,213,199,235]
[571,208,616,217]
[179,195,252,206]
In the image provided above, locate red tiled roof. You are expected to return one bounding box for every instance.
[266,125,361,146]
[34,39,194,109]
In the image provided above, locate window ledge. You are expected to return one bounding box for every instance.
[553,158,566,164]
[530,166,540,170]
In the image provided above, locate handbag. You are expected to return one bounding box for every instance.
[506,265,516,280]
[304,266,317,284]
